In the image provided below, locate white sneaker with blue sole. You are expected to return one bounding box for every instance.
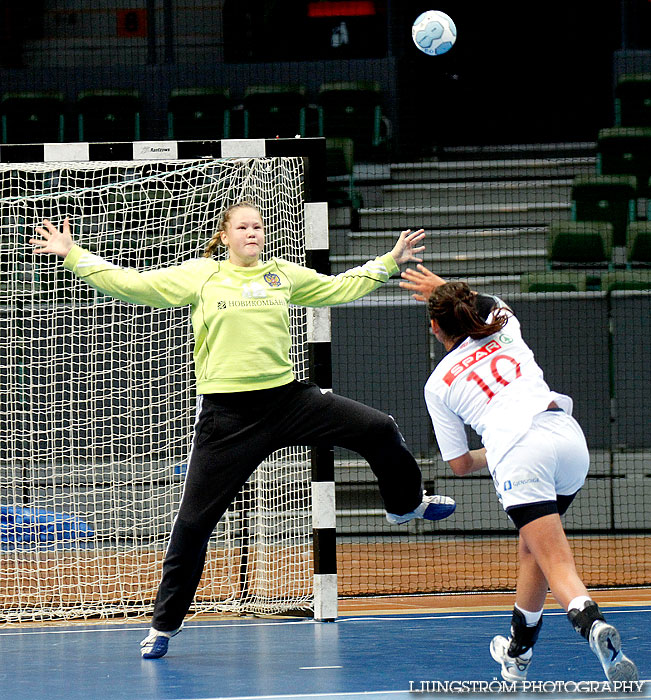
[140,625,183,659]
[589,620,639,682]
[386,493,456,525]
[490,634,531,682]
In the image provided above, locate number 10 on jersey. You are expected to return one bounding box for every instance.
[467,354,522,402]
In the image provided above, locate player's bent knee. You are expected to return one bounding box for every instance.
[372,413,406,444]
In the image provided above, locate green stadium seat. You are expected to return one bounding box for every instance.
[600,270,651,292]
[571,175,637,247]
[317,81,390,157]
[242,85,308,139]
[325,137,360,208]
[77,90,141,141]
[548,220,613,267]
[1,91,65,144]
[326,137,354,176]
[615,73,651,127]
[167,87,230,140]
[597,127,651,196]
[626,221,651,265]
[520,271,587,292]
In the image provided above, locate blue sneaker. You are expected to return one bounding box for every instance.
[140,626,182,659]
[386,493,456,525]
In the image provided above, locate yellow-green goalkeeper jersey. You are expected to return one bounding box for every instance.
[64,245,398,394]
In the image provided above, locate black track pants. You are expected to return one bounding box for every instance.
[151,380,424,631]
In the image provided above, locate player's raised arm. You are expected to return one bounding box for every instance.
[286,228,428,307]
[30,218,75,258]
[31,216,200,308]
[399,263,447,302]
[388,228,426,266]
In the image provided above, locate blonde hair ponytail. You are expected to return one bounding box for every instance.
[203,231,222,259]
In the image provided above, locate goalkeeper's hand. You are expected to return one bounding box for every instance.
[399,264,447,302]
[389,228,425,266]
[30,218,75,258]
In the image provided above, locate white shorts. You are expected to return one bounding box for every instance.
[490,410,590,513]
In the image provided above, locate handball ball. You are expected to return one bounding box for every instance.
[411,10,457,56]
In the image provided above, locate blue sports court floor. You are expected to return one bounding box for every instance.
[1,604,648,700]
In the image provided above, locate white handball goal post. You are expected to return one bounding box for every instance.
[0,138,336,623]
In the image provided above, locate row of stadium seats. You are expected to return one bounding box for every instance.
[0,83,390,155]
[520,269,650,293]
[561,76,651,258]
[501,77,651,294]
[548,220,651,267]
[571,174,639,247]
[567,133,651,247]
[529,217,651,294]
[0,90,141,143]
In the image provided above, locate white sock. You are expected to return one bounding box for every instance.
[514,603,543,626]
[510,605,542,660]
[567,596,593,612]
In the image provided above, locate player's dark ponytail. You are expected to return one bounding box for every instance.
[427,281,508,343]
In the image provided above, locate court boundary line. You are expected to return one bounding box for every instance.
[173,691,649,700]
[177,692,408,700]
[0,608,648,637]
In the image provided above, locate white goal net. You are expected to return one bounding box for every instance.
[0,156,313,621]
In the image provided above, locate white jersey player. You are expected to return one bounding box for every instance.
[400,264,638,684]
[424,293,580,514]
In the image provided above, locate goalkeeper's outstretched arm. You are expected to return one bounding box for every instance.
[30,218,199,308]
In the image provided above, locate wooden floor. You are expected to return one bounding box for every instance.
[1,536,648,623]
[336,536,651,596]
[337,587,651,616]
